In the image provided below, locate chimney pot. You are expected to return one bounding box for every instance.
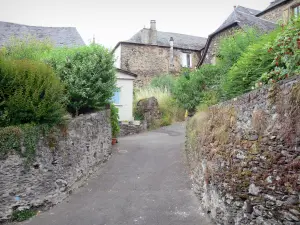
[150,20,156,30]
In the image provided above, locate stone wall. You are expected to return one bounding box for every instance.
[258,0,298,23]
[186,76,300,225]
[120,43,200,87]
[119,120,147,137]
[0,111,112,222]
[203,26,239,65]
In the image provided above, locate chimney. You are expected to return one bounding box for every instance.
[234,5,237,9]
[149,20,157,45]
[150,20,156,30]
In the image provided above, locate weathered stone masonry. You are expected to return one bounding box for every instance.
[0,111,112,222]
[120,43,200,87]
[203,27,239,65]
[258,0,299,23]
[186,76,300,225]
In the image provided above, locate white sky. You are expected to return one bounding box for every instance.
[0,0,271,49]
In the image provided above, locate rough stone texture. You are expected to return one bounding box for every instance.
[0,111,112,222]
[186,76,300,225]
[120,43,201,87]
[119,120,147,137]
[203,26,239,65]
[258,0,298,23]
[136,97,162,129]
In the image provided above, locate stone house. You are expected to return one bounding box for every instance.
[113,20,207,87]
[197,6,276,66]
[257,0,300,23]
[0,21,85,47]
[197,1,300,67]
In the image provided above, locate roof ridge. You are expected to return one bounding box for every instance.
[0,21,77,29]
[157,30,206,39]
[235,10,277,24]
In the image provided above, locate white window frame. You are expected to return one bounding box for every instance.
[181,52,193,68]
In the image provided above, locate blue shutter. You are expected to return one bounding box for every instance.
[112,88,121,104]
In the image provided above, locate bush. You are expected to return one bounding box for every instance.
[218,28,262,70]
[258,18,300,85]
[110,104,120,138]
[134,87,184,126]
[173,65,222,111]
[221,28,280,99]
[150,74,176,93]
[0,36,53,61]
[45,44,116,115]
[0,57,66,126]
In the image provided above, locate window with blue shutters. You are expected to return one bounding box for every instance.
[112,88,121,104]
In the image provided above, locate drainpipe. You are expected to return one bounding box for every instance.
[169,37,174,72]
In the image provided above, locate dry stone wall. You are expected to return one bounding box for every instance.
[186,76,300,225]
[119,121,147,137]
[0,111,112,222]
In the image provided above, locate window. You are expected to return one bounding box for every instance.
[112,88,121,105]
[181,53,192,68]
[293,4,300,18]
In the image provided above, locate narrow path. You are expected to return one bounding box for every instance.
[17,123,212,225]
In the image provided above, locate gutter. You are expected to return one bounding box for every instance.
[112,41,205,53]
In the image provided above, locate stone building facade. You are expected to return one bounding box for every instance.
[197,6,276,67]
[113,20,206,87]
[257,0,300,23]
[202,27,238,65]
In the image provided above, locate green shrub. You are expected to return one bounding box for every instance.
[45,44,116,115]
[0,57,66,126]
[173,65,222,111]
[221,28,280,99]
[150,74,176,92]
[110,104,120,138]
[218,28,261,70]
[258,18,300,85]
[0,36,53,61]
[11,209,37,222]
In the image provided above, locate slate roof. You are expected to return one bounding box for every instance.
[213,6,275,35]
[197,6,277,67]
[118,29,207,51]
[0,21,85,47]
[257,0,291,16]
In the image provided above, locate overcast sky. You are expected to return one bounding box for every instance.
[0,0,272,49]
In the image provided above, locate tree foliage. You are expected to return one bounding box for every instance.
[0,57,65,126]
[0,35,53,61]
[218,28,262,70]
[173,65,222,111]
[45,44,117,115]
[150,74,176,93]
[259,18,300,85]
[221,28,280,99]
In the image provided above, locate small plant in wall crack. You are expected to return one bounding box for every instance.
[11,209,37,222]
